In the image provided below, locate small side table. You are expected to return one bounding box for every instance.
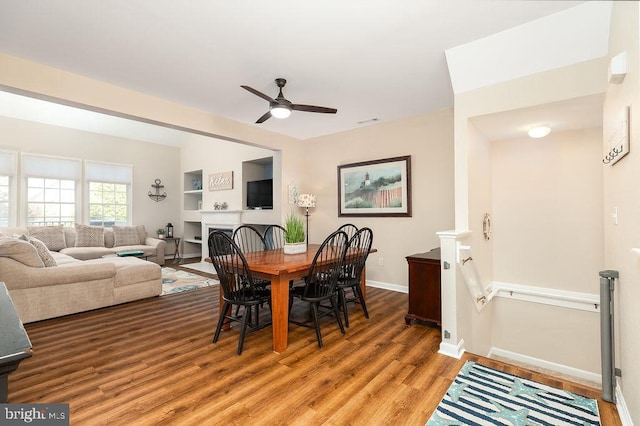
[405,248,441,327]
[0,282,32,402]
[164,237,182,262]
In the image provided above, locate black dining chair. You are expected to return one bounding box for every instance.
[336,227,373,327]
[233,224,270,284]
[233,225,267,253]
[337,223,359,242]
[208,231,272,355]
[263,224,287,250]
[289,230,348,348]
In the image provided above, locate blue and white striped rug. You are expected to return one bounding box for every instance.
[427,361,601,426]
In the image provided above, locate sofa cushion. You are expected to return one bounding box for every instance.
[27,225,67,251]
[75,224,105,247]
[29,236,57,267]
[0,237,45,268]
[51,251,81,265]
[113,226,143,247]
[89,257,161,288]
[59,246,115,261]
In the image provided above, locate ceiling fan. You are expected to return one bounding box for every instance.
[241,78,337,124]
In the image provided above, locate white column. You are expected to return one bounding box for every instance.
[437,229,470,359]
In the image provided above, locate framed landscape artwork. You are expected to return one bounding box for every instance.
[337,155,411,217]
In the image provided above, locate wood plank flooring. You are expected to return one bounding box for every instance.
[8,282,620,425]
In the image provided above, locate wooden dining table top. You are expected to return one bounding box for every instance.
[240,244,324,276]
[206,245,376,277]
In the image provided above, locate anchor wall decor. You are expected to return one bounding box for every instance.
[148,179,167,202]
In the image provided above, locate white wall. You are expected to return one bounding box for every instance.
[492,128,604,291]
[301,109,455,289]
[0,115,180,250]
[603,2,640,423]
[450,58,607,374]
[491,127,603,373]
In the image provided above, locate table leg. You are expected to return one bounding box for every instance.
[271,275,290,353]
[360,266,367,301]
[173,239,181,262]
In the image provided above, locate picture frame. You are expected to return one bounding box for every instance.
[337,155,411,217]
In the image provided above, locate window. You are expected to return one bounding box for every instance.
[23,154,81,227]
[86,161,132,226]
[89,182,128,226]
[0,176,9,226]
[0,151,17,226]
[27,178,76,226]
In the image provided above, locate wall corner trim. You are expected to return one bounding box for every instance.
[439,338,466,359]
[615,380,633,426]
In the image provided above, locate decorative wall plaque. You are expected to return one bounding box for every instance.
[208,171,233,191]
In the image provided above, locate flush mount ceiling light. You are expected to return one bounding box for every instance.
[528,126,551,138]
[270,103,292,119]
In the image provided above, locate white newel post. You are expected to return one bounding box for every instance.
[437,230,470,359]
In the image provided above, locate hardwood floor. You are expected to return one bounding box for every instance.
[9,282,620,425]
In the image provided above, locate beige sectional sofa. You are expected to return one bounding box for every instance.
[0,225,165,323]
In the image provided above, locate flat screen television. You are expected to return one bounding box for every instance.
[246,178,273,209]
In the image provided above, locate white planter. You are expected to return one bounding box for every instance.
[157,234,165,239]
[284,242,307,255]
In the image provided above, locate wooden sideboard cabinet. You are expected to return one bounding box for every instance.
[405,248,441,327]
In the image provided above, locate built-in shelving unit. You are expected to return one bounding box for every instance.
[182,169,203,258]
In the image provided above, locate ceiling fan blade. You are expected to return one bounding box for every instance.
[291,104,337,114]
[241,85,276,103]
[256,111,272,124]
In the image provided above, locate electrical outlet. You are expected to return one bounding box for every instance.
[378,257,384,266]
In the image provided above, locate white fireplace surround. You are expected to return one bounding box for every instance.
[200,210,242,259]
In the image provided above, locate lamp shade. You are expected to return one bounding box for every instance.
[270,104,292,119]
[297,193,316,208]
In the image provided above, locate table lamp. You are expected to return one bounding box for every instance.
[297,193,316,245]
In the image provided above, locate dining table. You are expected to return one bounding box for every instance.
[210,244,373,353]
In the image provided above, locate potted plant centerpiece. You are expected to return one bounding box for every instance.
[156,228,166,239]
[283,213,306,254]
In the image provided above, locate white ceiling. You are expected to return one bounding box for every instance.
[470,94,604,141]
[0,0,590,141]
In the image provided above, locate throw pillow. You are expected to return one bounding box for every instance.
[27,225,67,251]
[0,237,45,268]
[29,236,57,267]
[135,225,147,245]
[74,224,105,247]
[113,226,141,247]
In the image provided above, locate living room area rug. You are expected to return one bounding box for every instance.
[161,267,219,295]
[427,360,601,426]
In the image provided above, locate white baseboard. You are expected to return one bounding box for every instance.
[439,339,466,359]
[367,280,407,293]
[615,381,633,426]
[180,253,201,259]
[488,347,601,385]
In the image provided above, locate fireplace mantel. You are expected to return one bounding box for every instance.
[199,210,243,258]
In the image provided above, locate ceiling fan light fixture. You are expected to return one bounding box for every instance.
[527,125,551,138]
[270,104,291,119]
